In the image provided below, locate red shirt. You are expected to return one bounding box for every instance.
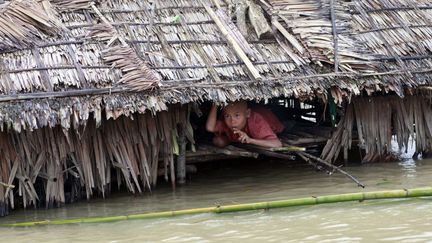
[215,107,284,142]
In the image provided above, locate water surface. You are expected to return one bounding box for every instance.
[1,156,432,242]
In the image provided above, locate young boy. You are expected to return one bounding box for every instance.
[206,100,284,148]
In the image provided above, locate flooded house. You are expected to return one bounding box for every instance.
[0,0,431,217]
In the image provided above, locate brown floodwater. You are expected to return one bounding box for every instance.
[1,150,432,242]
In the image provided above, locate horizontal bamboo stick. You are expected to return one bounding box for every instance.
[270,145,306,152]
[198,144,259,158]
[3,187,432,227]
[6,60,293,73]
[234,144,296,160]
[0,68,431,102]
[97,4,227,14]
[0,182,15,189]
[0,39,279,55]
[351,6,432,14]
[282,137,328,145]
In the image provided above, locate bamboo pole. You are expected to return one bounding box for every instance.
[272,19,305,54]
[3,187,432,227]
[270,145,306,152]
[297,151,365,188]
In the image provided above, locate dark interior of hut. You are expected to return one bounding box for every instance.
[185,98,364,180]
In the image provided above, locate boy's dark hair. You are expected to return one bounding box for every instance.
[222,100,248,113]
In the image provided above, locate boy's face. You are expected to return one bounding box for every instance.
[222,102,250,131]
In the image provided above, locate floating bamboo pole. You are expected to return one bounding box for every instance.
[3,187,432,227]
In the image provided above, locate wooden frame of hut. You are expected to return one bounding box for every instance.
[0,0,432,216]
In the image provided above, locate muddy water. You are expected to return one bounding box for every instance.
[1,155,432,242]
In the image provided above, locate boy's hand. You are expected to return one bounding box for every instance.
[233,129,251,144]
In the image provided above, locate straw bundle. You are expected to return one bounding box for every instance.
[102,45,161,91]
[0,105,193,210]
[50,0,94,11]
[322,95,432,163]
[0,0,65,50]
[266,0,376,72]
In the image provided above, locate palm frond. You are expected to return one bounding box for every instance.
[0,0,65,50]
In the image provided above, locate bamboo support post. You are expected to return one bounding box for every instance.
[4,187,432,227]
[176,125,187,185]
[0,202,8,217]
[160,165,196,177]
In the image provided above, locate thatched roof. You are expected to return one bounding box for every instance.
[0,0,432,131]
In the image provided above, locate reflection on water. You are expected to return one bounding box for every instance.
[2,157,432,242]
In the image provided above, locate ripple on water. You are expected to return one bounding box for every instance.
[3,159,432,241]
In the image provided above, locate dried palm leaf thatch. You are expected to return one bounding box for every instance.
[265,0,376,72]
[322,95,432,163]
[232,0,248,37]
[321,101,354,163]
[0,104,193,209]
[247,0,271,39]
[84,6,161,91]
[348,0,432,73]
[231,0,272,39]
[0,0,65,51]
[50,0,94,12]
[102,45,161,91]
[0,132,17,215]
[215,8,256,58]
[85,24,117,42]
